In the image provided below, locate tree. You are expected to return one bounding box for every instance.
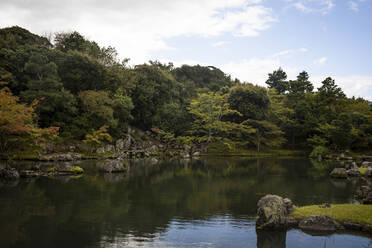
[288,71,313,96]
[242,119,286,152]
[20,53,77,128]
[317,77,345,104]
[265,68,289,94]
[0,83,59,152]
[79,90,117,128]
[83,125,112,152]
[188,92,254,143]
[228,83,270,121]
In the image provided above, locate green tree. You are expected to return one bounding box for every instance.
[20,53,77,128]
[265,68,289,94]
[242,119,286,152]
[228,83,270,121]
[188,92,254,143]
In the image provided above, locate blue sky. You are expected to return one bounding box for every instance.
[0,0,371,99]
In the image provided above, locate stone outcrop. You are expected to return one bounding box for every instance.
[42,152,82,161]
[347,168,361,177]
[356,185,372,204]
[256,195,293,229]
[298,215,343,232]
[0,167,20,180]
[330,168,347,178]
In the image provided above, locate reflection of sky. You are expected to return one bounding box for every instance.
[98,216,372,248]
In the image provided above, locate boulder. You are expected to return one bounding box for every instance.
[193,152,201,157]
[347,168,361,177]
[330,168,347,178]
[365,168,372,177]
[115,139,125,150]
[0,167,20,180]
[361,161,372,168]
[298,215,343,232]
[256,195,288,229]
[97,160,126,173]
[356,185,372,204]
[283,198,294,214]
[42,152,82,161]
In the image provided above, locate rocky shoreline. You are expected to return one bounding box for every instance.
[256,194,372,235]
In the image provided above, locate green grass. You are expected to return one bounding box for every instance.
[359,168,367,175]
[291,204,372,226]
[71,166,84,173]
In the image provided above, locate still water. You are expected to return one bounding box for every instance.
[0,157,371,248]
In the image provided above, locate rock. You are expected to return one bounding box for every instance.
[298,215,343,232]
[148,145,159,153]
[193,152,200,157]
[343,222,363,231]
[116,139,125,150]
[180,152,190,158]
[97,160,126,173]
[0,167,20,180]
[42,152,81,161]
[283,198,294,214]
[330,168,348,178]
[361,161,372,168]
[365,168,372,177]
[347,168,361,177]
[256,195,288,229]
[351,161,358,169]
[285,216,299,228]
[96,147,105,154]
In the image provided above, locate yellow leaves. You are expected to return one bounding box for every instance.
[83,125,112,147]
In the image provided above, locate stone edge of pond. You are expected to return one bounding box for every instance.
[256,194,372,236]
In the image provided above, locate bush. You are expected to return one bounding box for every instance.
[309,146,329,158]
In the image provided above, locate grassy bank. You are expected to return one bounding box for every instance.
[291,204,372,226]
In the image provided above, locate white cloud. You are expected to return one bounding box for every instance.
[311,75,372,100]
[271,48,308,58]
[0,0,276,64]
[313,57,327,65]
[288,0,335,14]
[212,41,230,47]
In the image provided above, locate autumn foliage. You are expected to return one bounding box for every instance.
[0,81,59,153]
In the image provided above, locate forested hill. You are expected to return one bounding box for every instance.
[1,26,372,156]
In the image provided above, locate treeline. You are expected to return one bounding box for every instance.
[0,26,371,155]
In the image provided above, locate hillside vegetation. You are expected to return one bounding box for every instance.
[1,26,372,156]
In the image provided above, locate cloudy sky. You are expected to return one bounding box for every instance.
[1,0,372,99]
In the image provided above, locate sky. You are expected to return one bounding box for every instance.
[1,0,372,99]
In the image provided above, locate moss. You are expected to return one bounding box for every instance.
[71,166,84,173]
[359,168,367,175]
[291,204,372,226]
[47,167,55,172]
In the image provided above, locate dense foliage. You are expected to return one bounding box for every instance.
[1,26,372,154]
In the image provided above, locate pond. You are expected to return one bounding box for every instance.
[0,157,371,248]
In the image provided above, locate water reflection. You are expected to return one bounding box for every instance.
[0,157,370,248]
[257,230,286,248]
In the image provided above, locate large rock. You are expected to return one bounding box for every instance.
[256,195,289,229]
[347,168,361,177]
[0,167,20,180]
[330,168,347,178]
[298,215,343,232]
[97,160,126,173]
[365,168,372,177]
[361,161,372,168]
[356,185,372,204]
[42,153,82,161]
